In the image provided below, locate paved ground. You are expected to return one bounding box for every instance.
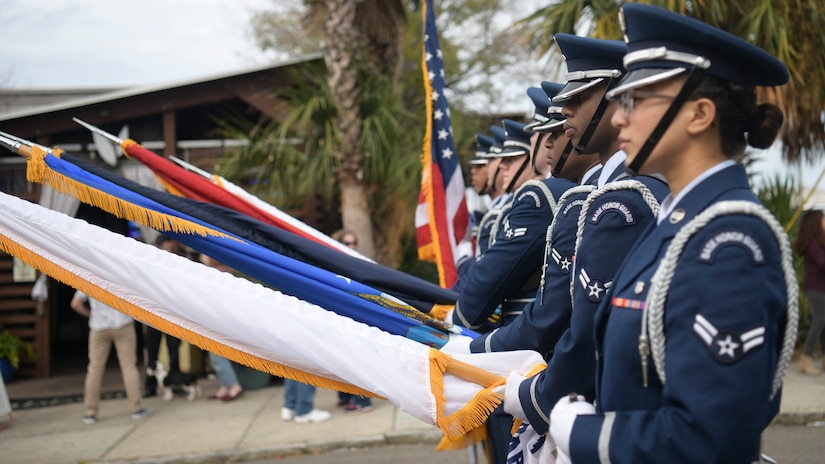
[1,358,824,463]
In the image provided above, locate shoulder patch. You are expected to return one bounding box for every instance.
[693,314,765,364]
[590,200,635,225]
[552,248,573,274]
[502,219,528,240]
[517,190,543,208]
[698,229,764,264]
[578,268,611,303]
[562,198,586,216]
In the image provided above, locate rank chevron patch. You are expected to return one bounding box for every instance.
[693,314,765,364]
[578,268,611,303]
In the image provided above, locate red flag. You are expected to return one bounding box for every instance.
[121,140,342,251]
[416,0,470,288]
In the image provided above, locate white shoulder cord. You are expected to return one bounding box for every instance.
[489,204,511,248]
[539,185,596,305]
[570,180,660,299]
[642,200,798,400]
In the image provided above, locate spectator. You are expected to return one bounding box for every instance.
[199,254,245,400]
[330,229,374,415]
[281,380,331,423]
[70,291,148,424]
[143,235,184,397]
[794,209,825,376]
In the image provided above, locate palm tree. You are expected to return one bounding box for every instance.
[518,0,825,163]
[299,0,408,259]
[240,0,409,260]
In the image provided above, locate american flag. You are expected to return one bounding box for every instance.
[415,0,470,288]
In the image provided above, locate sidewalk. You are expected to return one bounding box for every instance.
[1,360,824,464]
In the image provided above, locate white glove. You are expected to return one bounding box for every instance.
[503,372,529,421]
[454,240,474,265]
[440,334,473,354]
[555,448,572,464]
[549,394,595,461]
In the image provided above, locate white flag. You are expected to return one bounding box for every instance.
[0,192,544,441]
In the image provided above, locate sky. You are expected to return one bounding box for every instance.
[1,0,821,191]
[0,0,278,89]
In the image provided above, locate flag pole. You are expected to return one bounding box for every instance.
[0,134,32,159]
[0,131,51,154]
[72,117,124,144]
[445,357,504,388]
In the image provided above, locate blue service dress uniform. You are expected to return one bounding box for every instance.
[453,194,510,293]
[518,159,670,434]
[469,183,594,356]
[569,163,795,463]
[453,178,572,332]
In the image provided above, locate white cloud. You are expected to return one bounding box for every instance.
[0,0,276,89]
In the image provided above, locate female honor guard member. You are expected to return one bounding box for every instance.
[548,4,797,463]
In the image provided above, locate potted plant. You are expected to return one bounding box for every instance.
[0,327,36,383]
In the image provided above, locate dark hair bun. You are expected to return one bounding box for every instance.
[746,103,784,149]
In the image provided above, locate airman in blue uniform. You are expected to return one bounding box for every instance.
[503,34,671,437]
[547,5,796,463]
[455,134,495,283]
[475,125,509,257]
[468,82,601,356]
[455,113,581,464]
[453,119,562,333]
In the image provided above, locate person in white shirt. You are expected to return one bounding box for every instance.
[71,290,148,424]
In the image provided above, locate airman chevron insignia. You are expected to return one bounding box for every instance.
[693,314,765,364]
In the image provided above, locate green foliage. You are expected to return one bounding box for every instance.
[517,0,825,163]
[214,62,424,265]
[754,171,799,229]
[0,327,36,369]
[754,171,810,347]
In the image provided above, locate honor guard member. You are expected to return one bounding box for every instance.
[452,126,510,292]
[454,118,565,332]
[453,134,496,291]
[452,118,562,464]
[469,133,495,251]
[502,34,670,436]
[548,5,796,463]
[464,83,601,357]
[477,126,509,252]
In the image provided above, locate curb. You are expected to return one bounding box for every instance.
[773,411,825,426]
[92,430,446,464]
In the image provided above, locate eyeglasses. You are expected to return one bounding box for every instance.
[617,90,676,117]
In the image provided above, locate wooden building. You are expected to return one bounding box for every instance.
[0,54,323,379]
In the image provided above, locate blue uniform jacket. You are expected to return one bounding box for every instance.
[454,178,571,331]
[453,198,507,293]
[519,166,670,433]
[470,183,593,355]
[570,164,791,463]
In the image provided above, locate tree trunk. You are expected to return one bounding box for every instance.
[324,0,376,258]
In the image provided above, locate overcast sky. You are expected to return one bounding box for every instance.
[0,0,277,89]
[0,0,817,190]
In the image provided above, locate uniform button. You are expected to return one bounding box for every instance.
[634,281,645,294]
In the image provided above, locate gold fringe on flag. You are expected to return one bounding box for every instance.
[25,145,233,240]
[0,231,507,443]
[0,232,376,397]
[430,350,506,443]
[429,303,454,321]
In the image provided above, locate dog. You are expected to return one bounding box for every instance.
[145,361,201,401]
